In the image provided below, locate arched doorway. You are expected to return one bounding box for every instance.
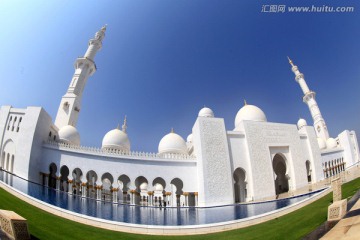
[101,172,114,201]
[273,154,289,195]
[72,168,83,195]
[135,176,148,205]
[170,178,183,207]
[305,160,312,183]
[118,174,131,203]
[152,177,166,206]
[233,168,247,203]
[86,170,98,198]
[49,163,57,189]
[60,165,69,191]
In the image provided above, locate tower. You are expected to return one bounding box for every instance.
[288,57,329,141]
[54,25,106,129]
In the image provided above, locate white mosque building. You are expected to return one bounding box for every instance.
[0,26,359,207]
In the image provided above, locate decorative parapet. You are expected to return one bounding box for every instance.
[43,140,196,160]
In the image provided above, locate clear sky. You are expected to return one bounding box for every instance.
[0,0,359,152]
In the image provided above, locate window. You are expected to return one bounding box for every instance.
[7,116,12,130]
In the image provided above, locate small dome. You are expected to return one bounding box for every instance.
[154,183,164,191]
[235,104,267,128]
[140,182,148,191]
[187,133,193,143]
[317,138,327,150]
[326,138,337,149]
[198,107,214,117]
[158,130,187,155]
[297,118,307,129]
[58,125,80,146]
[102,129,130,152]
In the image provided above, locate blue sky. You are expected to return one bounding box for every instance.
[0,0,359,152]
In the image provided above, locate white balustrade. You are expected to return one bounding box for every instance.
[43,140,196,160]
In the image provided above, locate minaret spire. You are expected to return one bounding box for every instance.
[289,58,329,141]
[54,26,106,129]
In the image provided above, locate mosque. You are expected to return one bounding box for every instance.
[0,26,359,207]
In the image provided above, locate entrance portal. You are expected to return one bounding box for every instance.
[272,154,289,195]
[233,168,246,203]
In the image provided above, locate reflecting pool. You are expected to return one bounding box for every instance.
[0,170,325,226]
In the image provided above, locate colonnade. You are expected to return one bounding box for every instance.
[323,158,345,178]
[39,170,198,207]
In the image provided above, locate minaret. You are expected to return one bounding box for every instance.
[55,25,106,129]
[288,57,329,141]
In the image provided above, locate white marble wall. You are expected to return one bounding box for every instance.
[193,117,234,207]
[0,106,53,182]
[241,121,308,200]
[338,130,360,167]
[299,126,323,183]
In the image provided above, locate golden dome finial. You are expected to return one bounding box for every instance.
[244,99,247,106]
[171,127,174,133]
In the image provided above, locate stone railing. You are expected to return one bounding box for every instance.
[43,140,196,160]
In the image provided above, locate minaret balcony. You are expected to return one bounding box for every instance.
[302,91,316,102]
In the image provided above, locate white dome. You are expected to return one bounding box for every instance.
[317,138,327,150]
[187,133,193,143]
[198,107,214,117]
[235,104,267,128]
[297,118,307,129]
[326,138,337,149]
[102,129,130,152]
[154,183,164,191]
[158,131,187,155]
[140,182,148,191]
[58,125,80,146]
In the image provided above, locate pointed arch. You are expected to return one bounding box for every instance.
[233,167,247,203]
[49,163,57,189]
[273,153,289,195]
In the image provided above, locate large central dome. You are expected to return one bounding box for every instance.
[235,104,267,128]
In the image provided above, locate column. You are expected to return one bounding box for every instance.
[183,192,189,207]
[195,192,198,207]
[68,180,73,194]
[129,190,136,205]
[56,176,61,190]
[44,174,49,187]
[165,192,171,207]
[148,191,153,206]
[112,188,118,203]
[95,185,102,201]
[81,183,87,197]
